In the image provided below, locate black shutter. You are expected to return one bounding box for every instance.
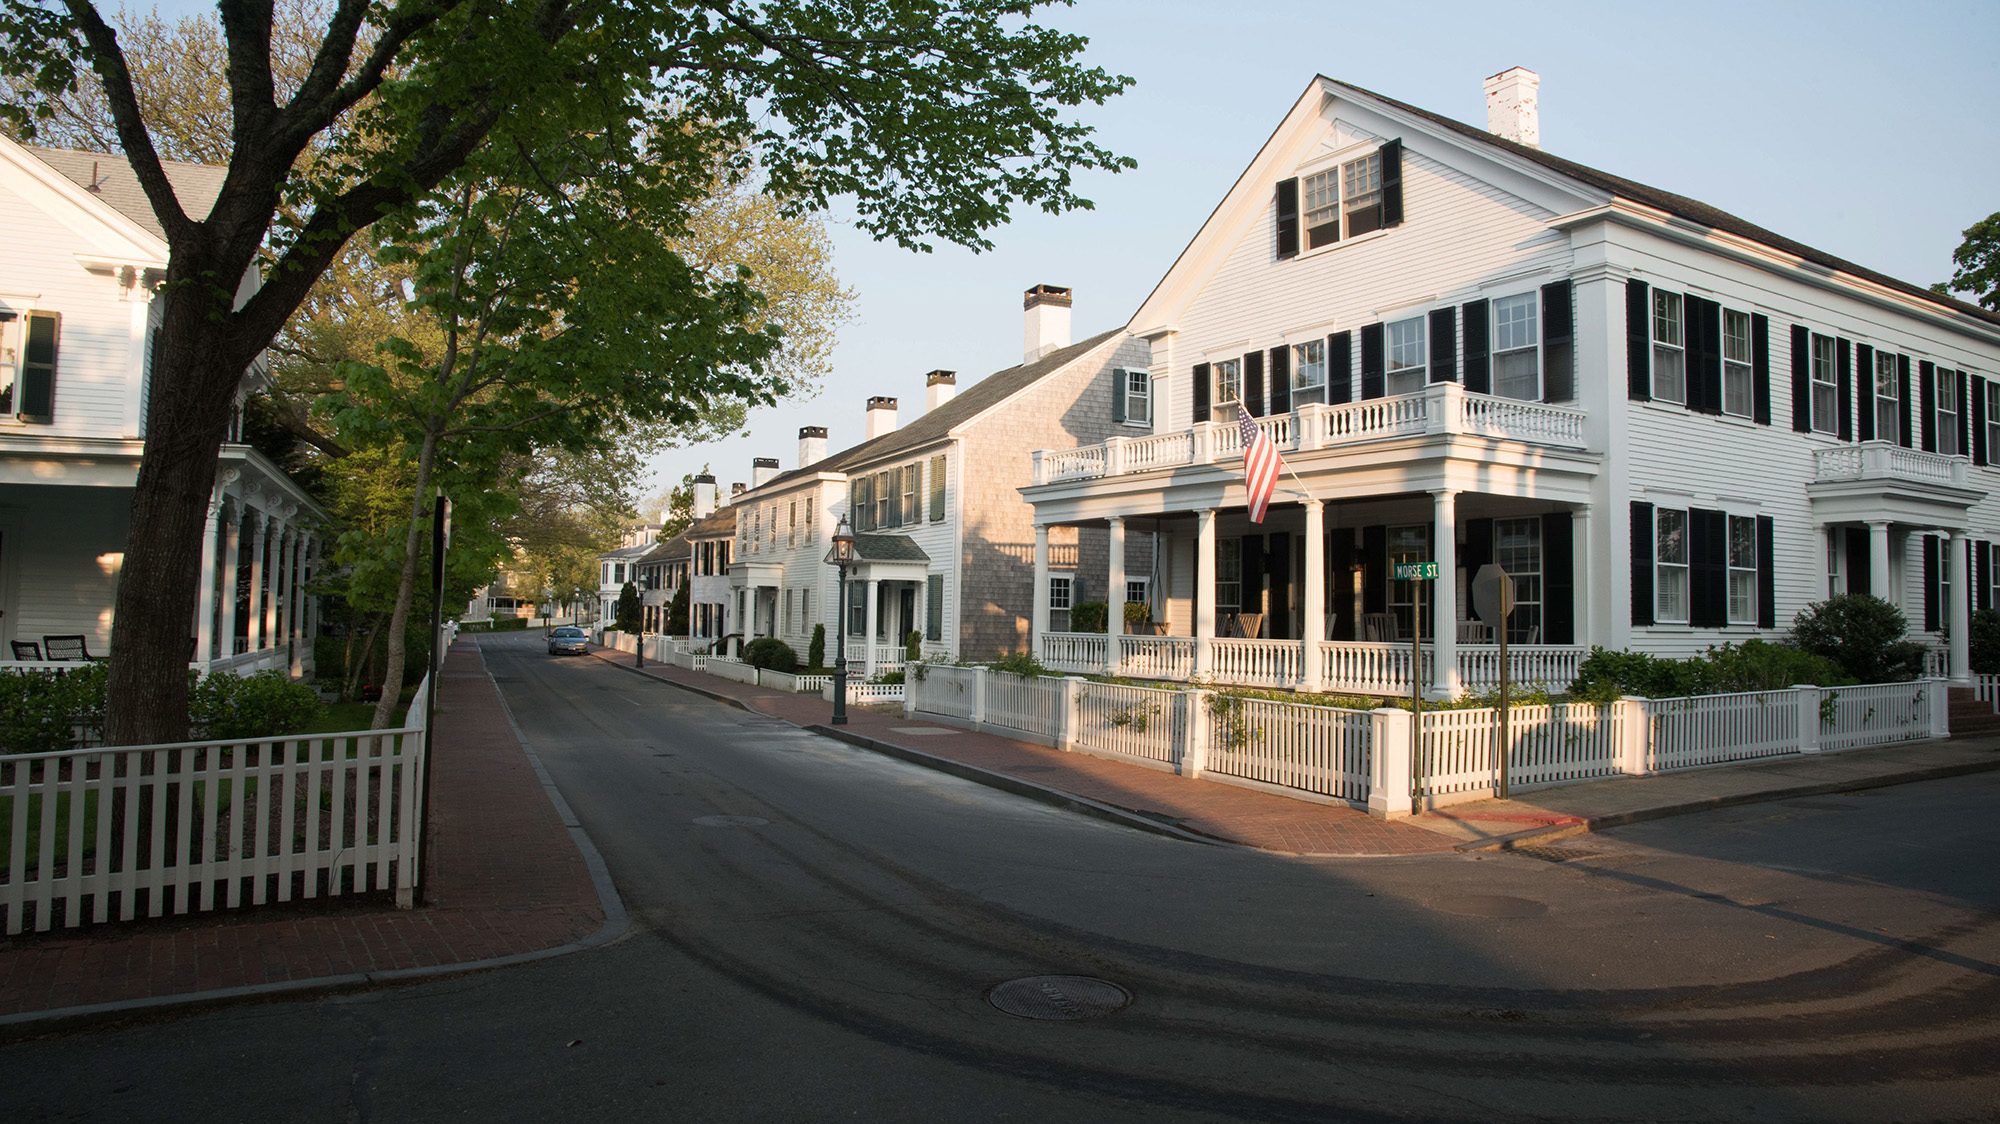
[1980,541,1992,612]
[1845,527,1871,597]
[1275,178,1299,259]
[1359,323,1385,400]
[1266,532,1291,640]
[1268,345,1291,414]
[1243,350,1265,417]
[1975,375,1990,466]
[1626,280,1651,401]
[1688,508,1728,628]
[1428,306,1457,383]
[1631,502,1655,627]
[1923,535,1939,633]
[1460,300,1490,394]
[1379,139,1404,227]
[1192,362,1211,423]
[1241,535,1265,621]
[1111,368,1126,423]
[1362,525,1386,615]
[1790,325,1811,433]
[1542,512,1574,645]
[1541,281,1573,403]
[1463,518,1493,578]
[1957,370,1971,458]
[1897,354,1913,448]
[1751,313,1771,425]
[1328,332,1353,404]
[1857,344,1876,441]
[1331,528,1357,640]
[1919,361,1935,452]
[1757,516,1776,630]
[1691,297,1722,414]
[1836,337,1853,442]
[18,312,57,423]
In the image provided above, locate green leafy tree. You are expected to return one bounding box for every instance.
[807,623,825,670]
[1790,594,1928,684]
[1935,212,2000,311]
[0,0,1131,745]
[615,582,642,634]
[665,581,689,637]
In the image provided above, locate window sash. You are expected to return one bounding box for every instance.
[1493,517,1542,643]
[1302,169,1340,248]
[1936,369,1959,456]
[1722,309,1752,417]
[1215,540,1241,611]
[1728,515,1757,624]
[1125,370,1151,423]
[1875,352,1900,438]
[1048,576,1072,611]
[1213,359,1242,406]
[1387,317,1425,394]
[1291,339,1325,390]
[902,464,920,524]
[1810,335,1838,435]
[1655,509,1688,623]
[1652,291,1684,404]
[1342,153,1383,237]
[929,454,947,521]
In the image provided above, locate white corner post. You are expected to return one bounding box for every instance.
[1869,521,1892,600]
[193,485,224,665]
[1194,508,1216,678]
[1796,684,1822,754]
[1951,532,1972,686]
[263,519,286,655]
[1299,499,1325,691]
[1105,516,1125,675]
[219,502,243,658]
[1031,523,1050,657]
[1060,676,1083,751]
[1615,696,1651,775]
[863,577,881,679]
[1181,689,1211,777]
[1431,488,1460,697]
[1368,707,1414,819]
[1571,505,1593,646]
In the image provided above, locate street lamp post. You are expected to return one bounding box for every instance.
[826,514,858,726]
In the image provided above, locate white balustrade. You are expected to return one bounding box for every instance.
[1813,440,1967,486]
[1454,645,1585,693]
[1039,632,1108,673]
[1208,638,1298,688]
[1118,635,1196,680]
[1317,642,1425,695]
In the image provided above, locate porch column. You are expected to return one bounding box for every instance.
[1031,523,1050,656]
[1299,499,1325,691]
[1105,516,1125,675]
[246,511,269,653]
[1868,521,1892,601]
[1571,505,1593,647]
[285,528,305,675]
[1432,489,1460,697]
[263,518,286,653]
[864,577,881,678]
[1194,508,1216,677]
[218,501,242,657]
[193,485,224,663]
[1950,531,1972,686]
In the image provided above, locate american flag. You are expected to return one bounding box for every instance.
[1237,402,1281,523]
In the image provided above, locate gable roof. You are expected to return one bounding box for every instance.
[23,145,226,242]
[685,504,737,540]
[752,327,1125,495]
[640,530,690,563]
[852,534,930,563]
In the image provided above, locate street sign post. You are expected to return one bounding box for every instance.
[1471,564,1514,799]
[1392,561,1439,797]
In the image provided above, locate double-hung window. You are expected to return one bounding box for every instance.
[788,501,796,546]
[1215,540,1242,612]
[847,581,866,636]
[875,470,894,528]
[1728,515,1758,624]
[1124,369,1151,424]
[1988,383,2000,461]
[1877,350,1901,440]
[1386,316,1426,396]
[1342,152,1384,237]
[1936,366,1960,456]
[1810,334,1838,435]
[1826,530,1845,597]
[1048,575,1073,633]
[1722,310,1753,417]
[1655,509,1689,623]
[902,464,920,525]
[1651,291,1685,403]
[1291,338,1326,405]
[1301,169,1340,250]
[1213,358,1242,408]
[1493,518,1542,643]
[1491,293,1539,401]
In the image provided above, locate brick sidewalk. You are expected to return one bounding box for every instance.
[590,651,1452,857]
[0,642,606,1022]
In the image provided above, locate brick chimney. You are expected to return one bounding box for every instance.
[865,396,898,440]
[1484,67,1540,148]
[1023,284,1071,363]
[925,370,957,413]
[798,425,828,467]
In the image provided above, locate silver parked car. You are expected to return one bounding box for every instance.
[547,626,588,656]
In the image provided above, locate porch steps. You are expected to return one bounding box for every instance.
[1946,688,2000,738]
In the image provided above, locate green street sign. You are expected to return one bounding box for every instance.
[1393,562,1440,581]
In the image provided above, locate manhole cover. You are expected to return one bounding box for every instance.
[1512,843,1604,864]
[693,815,770,827]
[1431,895,1548,918]
[987,976,1130,1021]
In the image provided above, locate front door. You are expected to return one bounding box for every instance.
[898,586,916,649]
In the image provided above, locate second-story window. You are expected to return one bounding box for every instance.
[1387,316,1426,396]
[929,455,947,521]
[902,464,921,525]
[1987,383,2000,461]
[1810,334,1838,435]
[1124,369,1151,424]
[1728,515,1758,624]
[1292,338,1326,405]
[788,501,796,546]
[1723,310,1753,418]
[875,470,893,528]
[1936,366,1960,456]
[1879,351,1903,441]
[1491,293,1539,401]
[1213,358,1242,407]
[1651,291,1684,403]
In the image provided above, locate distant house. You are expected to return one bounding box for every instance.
[595,517,666,624]
[0,136,323,674]
[635,527,690,633]
[683,476,737,649]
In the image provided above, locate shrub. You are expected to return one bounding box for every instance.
[493,617,529,632]
[742,638,798,672]
[1703,639,1849,691]
[615,581,642,633]
[665,582,690,636]
[989,651,1052,679]
[872,670,906,685]
[1566,640,1855,705]
[0,662,108,754]
[1123,601,1152,626]
[905,630,922,662]
[1566,647,1707,704]
[190,670,323,740]
[1069,601,1107,634]
[1790,593,1927,683]
[808,624,826,670]
[1971,609,2000,674]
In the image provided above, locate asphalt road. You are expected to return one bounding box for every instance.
[3,631,1996,1123]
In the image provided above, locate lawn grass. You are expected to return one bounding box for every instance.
[302,702,409,734]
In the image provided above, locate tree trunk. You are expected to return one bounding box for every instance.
[371,430,442,729]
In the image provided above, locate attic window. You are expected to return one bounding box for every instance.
[1342,152,1384,237]
[1302,170,1340,249]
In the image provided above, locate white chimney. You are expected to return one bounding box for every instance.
[691,474,716,519]
[925,370,957,413]
[752,456,779,488]
[865,395,898,440]
[798,425,828,467]
[729,482,745,502]
[1023,284,1071,363]
[1484,67,1540,149]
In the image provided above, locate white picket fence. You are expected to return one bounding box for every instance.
[1074,682,1184,767]
[1417,703,1622,802]
[1203,695,1372,802]
[3,677,431,935]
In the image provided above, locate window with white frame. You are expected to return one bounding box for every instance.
[1722,309,1753,417]
[1652,290,1684,403]
[1302,168,1340,250]
[1387,524,1431,639]
[1728,515,1757,624]
[1491,293,1539,401]
[1387,316,1426,396]
[801,588,811,629]
[1877,350,1901,440]
[1493,518,1542,642]
[1124,577,1150,612]
[1988,383,2000,462]
[1938,536,1952,628]
[902,464,921,525]
[1215,540,1242,612]
[1826,529,1844,598]
[1342,151,1384,237]
[1655,509,1689,623]
[784,588,793,634]
[875,470,893,528]
[847,581,865,636]
[1810,334,1838,435]
[1124,369,1151,424]
[788,501,797,546]
[614,563,626,584]
[1291,338,1326,405]
[1213,358,1242,407]
[1936,366,1960,456]
[1048,574,1073,633]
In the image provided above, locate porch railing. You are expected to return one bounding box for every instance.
[1038,632,1583,695]
[1812,440,1969,487]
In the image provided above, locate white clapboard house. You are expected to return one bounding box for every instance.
[0,136,324,675]
[1019,69,2000,696]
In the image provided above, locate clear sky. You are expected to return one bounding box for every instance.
[649,0,2000,506]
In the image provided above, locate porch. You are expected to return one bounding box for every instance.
[1037,632,1583,696]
